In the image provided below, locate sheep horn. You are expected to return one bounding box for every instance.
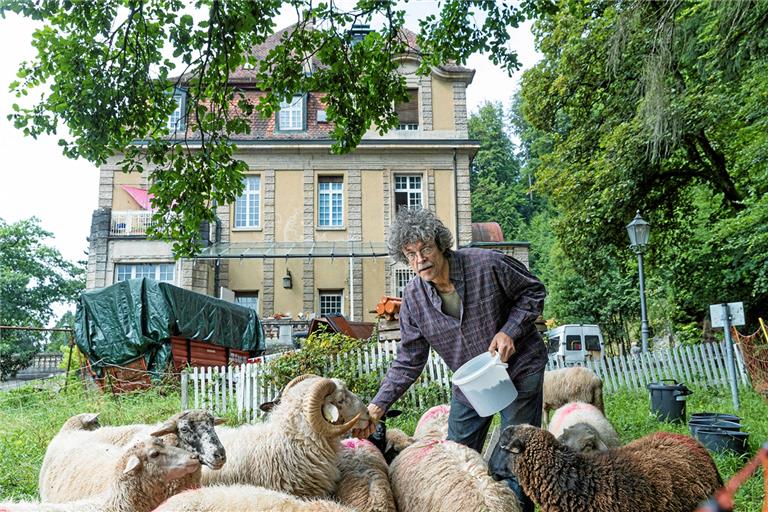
[284,373,319,392]
[303,378,362,437]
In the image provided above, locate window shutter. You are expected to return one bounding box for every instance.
[396,89,419,124]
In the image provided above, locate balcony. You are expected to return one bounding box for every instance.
[110,211,154,236]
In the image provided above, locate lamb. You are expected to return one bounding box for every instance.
[0,437,200,512]
[153,485,357,511]
[39,409,225,502]
[413,403,450,440]
[200,375,370,498]
[542,366,603,425]
[548,401,621,452]
[389,439,522,512]
[498,424,722,512]
[335,438,395,512]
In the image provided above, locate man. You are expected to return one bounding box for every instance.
[353,208,547,512]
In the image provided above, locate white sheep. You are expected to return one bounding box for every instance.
[389,439,522,512]
[547,401,621,452]
[498,425,722,512]
[200,375,369,498]
[39,410,225,503]
[542,366,603,425]
[335,438,395,512]
[154,484,357,511]
[1,437,200,512]
[412,404,450,440]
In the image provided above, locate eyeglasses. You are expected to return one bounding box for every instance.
[404,244,436,262]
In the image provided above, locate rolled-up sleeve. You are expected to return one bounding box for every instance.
[372,297,429,412]
[496,255,546,343]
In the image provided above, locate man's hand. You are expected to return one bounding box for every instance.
[488,331,516,363]
[352,403,384,439]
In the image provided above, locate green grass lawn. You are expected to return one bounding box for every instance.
[1,377,766,509]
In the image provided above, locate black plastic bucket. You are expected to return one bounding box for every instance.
[695,427,749,455]
[689,419,742,438]
[690,412,741,423]
[648,379,693,423]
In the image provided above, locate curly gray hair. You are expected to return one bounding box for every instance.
[387,208,454,264]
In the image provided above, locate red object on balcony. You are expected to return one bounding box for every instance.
[121,185,155,211]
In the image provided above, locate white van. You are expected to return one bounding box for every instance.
[546,324,604,365]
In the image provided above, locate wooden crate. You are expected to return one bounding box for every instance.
[93,357,151,394]
[171,336,250,371]
[377,318,401,342]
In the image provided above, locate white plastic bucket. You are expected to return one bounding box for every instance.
[452,352,517,417]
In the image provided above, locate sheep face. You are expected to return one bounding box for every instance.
[558,423,609,453]
[124,437,201,483]
[150,410,227,470]
[322,378,370,430]
[498,424,557,474]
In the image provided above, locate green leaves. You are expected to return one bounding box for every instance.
[1,0,536,257]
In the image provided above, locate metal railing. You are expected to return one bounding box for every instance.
[110,211,153,236]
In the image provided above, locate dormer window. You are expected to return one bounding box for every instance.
[277,94,306,131]
[395,89,419,130]
[167,90,186,133]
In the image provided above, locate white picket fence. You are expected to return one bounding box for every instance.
[182,341,750,422]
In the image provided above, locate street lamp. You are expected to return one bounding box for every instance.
[626,211,651,353]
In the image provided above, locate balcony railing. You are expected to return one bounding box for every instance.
[110,211,154,236]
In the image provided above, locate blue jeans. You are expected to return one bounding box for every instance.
[447,370,544,512]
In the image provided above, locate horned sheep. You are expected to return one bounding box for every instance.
[1,437,200,512]
[200,374,370,498]
[153,485,356,511]
[542,367,603,425]
[548,401,621,452]
[499,424,722,512]
[39,409,225,503]
[389,439,522,512]
[335,438,395,512]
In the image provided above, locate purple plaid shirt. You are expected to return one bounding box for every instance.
[372,248,547,411]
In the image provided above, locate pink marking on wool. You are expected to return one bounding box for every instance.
[341,438,375,450]
[416,404,450,432]
[410,440,441,463]
[549,402,595,435]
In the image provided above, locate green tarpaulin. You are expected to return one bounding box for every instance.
[75,278,264,377]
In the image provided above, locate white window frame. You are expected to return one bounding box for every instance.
[234,175,261,229]
[394,174,424,211]
[392,264,416,298]
[318,176,344,228]
[167,92,185,132]
[319,290,344,316]
[235,292,260,314]
[278,95,305,131]
[114,263,176,284]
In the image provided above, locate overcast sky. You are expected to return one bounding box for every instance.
[0,4,539,267]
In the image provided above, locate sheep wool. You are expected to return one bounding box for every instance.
[39,410,224,503]
[500,425,723,512]
[200,376,369,498]
[548,401,621,452]
[389,439,522,512]
[336,438,395,512]
[542,367,604,425]
[153,484,357,512]
[1,437,200,512]
[413,404,450,440]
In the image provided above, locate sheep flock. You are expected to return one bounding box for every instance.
[0,369,729,512]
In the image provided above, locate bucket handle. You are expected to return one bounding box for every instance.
[492,352,509,369]
[674,386,693,397]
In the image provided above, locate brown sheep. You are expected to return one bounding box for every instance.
[542,367,603,426]
[498,425,722,512]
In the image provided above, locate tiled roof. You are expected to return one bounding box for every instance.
[171,24,472,85]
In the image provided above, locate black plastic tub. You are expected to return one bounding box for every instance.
[690,412,741,423]
[695,427,749,455]
[689,419,742,438]
[648,380,693,423]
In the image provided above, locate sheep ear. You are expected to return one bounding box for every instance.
[501,437,524,454]
[259,401,277,413]
[322,403,340,423]
[213,417,226,426]
[123,455,142,474]
[149,420,177,437]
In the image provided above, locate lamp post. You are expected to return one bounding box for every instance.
[626,211,651,353]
